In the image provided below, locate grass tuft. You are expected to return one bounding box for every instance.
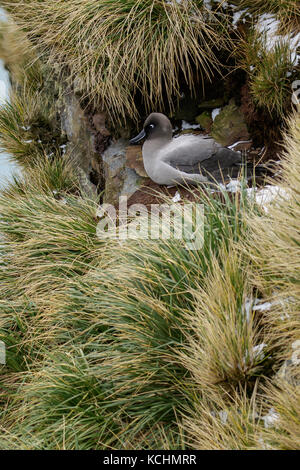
[182,386,264,450]
[249,41,294,116]
[236,28,296,116]
[180,249,272,393]
[238,0,300,33]
[5,0,230,123]
[0,85,63,168]
[0,180,101,304]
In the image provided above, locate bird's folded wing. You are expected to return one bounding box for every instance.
[163,135,219,172]
[168,147,242,176]
[169,161,205,174]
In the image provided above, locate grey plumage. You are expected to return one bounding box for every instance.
[130,112,243,185]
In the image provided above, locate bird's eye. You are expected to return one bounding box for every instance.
[144,123,155,137]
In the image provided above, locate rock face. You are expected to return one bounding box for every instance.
[60,91,94,173]
[59,89,146,203]
[92,113,111,137]
[102,140,146,205]
[211,101,250,146]
[195,111,212,132]
[125,146,148,178]
[60,90,99,195]
[172,94,199,122]
[198,97,225,110]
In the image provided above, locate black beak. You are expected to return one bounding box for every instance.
[129,129,146,145]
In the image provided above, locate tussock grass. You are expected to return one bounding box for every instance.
[178,248,298,448]
[180,111,300,449]
[260,379,300,449]
[0,179,254,449]
[0,19,42,88]
[182,386,264,450]
[0,86,62,168]
[4,348,121,450]
[239,0,300,33]
[2,148,299,448]
[249,41,294,116]
[9,156,80,196]
[43,188,253,446]
[0,176,102,404]
[0,182,102,303]
[246,111,300,333]
[1,109,300,448]
[0,0,299,451]
[0,294,41,372]
[180,250,271,393]
[233,0,299,117]
[0,345,185,449]
[236,29,295,116]
[5,0,230,123]
[0,18,65,174]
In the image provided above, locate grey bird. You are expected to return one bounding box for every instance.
[129,112,243,185]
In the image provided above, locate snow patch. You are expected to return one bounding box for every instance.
[233,8,248,26]
[172,191,181,203]
[209,178,244,194]
[212,108,221,121]
[252,343,267,361]
[243,343,267,366]
[225,179,242,193]
[59,144,67,155]
[181,120,201,130]
[256,13,300,64]
[210,179,290,212]
[243,297,253,323]
[262,408,279,429]
[246,185,291,212]
[203,0,212,10]
[218,410,228,425]
[252,301,273,312]
[244,295,292,322]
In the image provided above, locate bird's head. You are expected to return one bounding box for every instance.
[129,113,173,144]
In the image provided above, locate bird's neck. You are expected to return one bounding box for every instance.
[143,136,171,155]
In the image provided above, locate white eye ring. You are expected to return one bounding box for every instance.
[149,124,155,129]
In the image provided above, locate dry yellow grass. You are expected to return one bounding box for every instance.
[0,19,42,88]
[246,111,300,323]
[179,110,300,449]
[4,0,230,123]
[239,0,300,33]
[0,5,299,447]
[0,85,59,167]
[182,386,264,450]
[180,249,265,392]
[260,378,300,450]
